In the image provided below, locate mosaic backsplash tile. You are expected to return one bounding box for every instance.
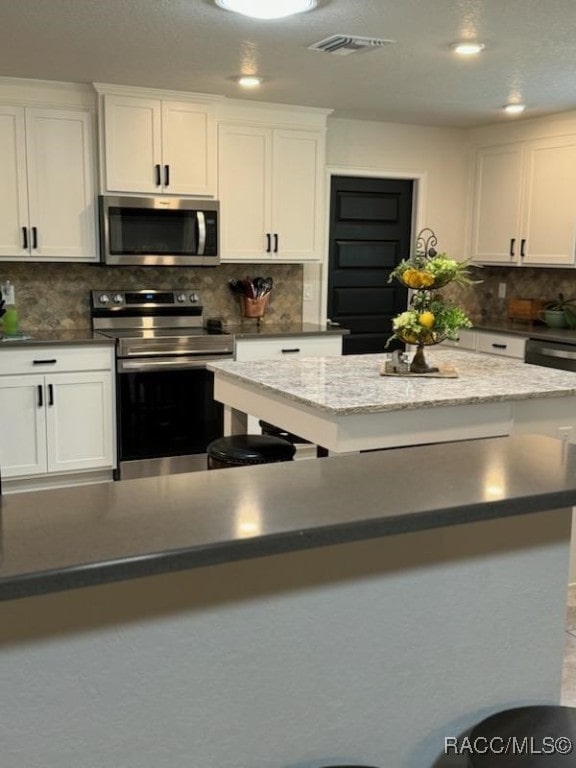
[443,266,576,323]
[0,263,303,330]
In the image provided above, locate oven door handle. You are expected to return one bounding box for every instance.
[117,355,232,373]
[534,347,576,361]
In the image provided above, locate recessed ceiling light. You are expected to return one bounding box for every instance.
[451,41,485,56]
[215,0,317,19]
[237,76,262,88]
[504,103,526,115]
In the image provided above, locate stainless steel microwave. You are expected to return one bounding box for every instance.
[99,196,220,267]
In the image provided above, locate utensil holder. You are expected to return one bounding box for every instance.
[240,294,270,318]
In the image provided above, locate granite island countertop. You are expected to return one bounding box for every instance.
[1,434,576,601]
[209,348,576,415]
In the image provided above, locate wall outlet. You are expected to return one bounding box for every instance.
[498,282,507,299]
[303,283,313,301]
[557,426,573,443]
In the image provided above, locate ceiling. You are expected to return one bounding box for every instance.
[1,0,576,128]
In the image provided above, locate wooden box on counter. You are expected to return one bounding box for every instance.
[507,297,547,321]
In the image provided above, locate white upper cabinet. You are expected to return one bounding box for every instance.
[100,93,216,197]
[218,122,325,262]
[0,105,97,262]
[471,135,576,267]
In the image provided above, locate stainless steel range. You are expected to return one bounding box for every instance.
[91,289,234,479]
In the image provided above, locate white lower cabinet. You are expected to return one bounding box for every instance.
[0,345,115,487]
[439,329,477,351]
[234,334,343,361]
[442,329,526,359]
[476,331,526,359]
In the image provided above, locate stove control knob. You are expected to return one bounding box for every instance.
[176,293,186,303]
[113,294,123,304]
[98,294,110,305]
[189,292,198,303]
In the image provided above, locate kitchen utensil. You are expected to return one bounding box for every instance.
[228,278,244,295]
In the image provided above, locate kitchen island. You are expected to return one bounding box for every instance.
[0,435,574,767]
[209,348,576,452]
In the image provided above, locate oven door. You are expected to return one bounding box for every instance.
[116,356,226,479]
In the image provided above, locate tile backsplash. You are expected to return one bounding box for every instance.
[444,265,576,323]
[0,263,303,330]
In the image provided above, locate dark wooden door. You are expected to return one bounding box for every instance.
[327,176,413,355]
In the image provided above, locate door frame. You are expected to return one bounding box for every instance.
[303,166,428,324]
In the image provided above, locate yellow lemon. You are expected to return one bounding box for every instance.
[419,311,435,328]
[402,268,421,288]
[419,272,435,287]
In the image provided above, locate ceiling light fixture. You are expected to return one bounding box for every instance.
[215,0,317,20]
[504,103,526,115]
[237,75,262,88]
[451,41,485,56]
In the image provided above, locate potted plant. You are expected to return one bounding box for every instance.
[541,294,576,329]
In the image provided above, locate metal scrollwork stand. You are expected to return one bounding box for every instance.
[414,227,438,259]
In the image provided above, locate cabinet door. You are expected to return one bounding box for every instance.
[0,106,29,257]
[218,123,271,259]
[45,371,114,473]
[103,95,162,193]
[25,108,97,261]
[162,101,215,196]
[0,375,47,478]
[272,129,323,260]
[521,135,576,266]
[471,144,523,264]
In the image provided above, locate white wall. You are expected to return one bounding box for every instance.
[303,117,470,322]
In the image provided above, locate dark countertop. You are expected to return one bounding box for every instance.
[224,321,349,339]
[1,434,575,601]
[0,330,114,347]
[0,324,347,347]
[475,320,576,344]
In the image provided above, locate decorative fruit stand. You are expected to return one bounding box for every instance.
[387,228,478,373]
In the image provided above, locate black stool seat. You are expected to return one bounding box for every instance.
[467,705,576,766]
[259,419,311,445]
[207,434,296,469]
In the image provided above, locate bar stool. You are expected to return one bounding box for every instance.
[206,434,296,469]
[259,419,328,457]
[466,705,576,766]
[258,419,311,445]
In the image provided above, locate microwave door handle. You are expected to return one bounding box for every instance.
[197,211,206,256]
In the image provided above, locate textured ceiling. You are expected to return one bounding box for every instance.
[1,0,576,127]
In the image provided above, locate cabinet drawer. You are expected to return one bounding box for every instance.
[235,335,343,361]
[440,329,477,351]
[0,344,114,375]
[476,332,526,359]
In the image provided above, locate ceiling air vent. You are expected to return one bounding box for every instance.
[308,34,396,56]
